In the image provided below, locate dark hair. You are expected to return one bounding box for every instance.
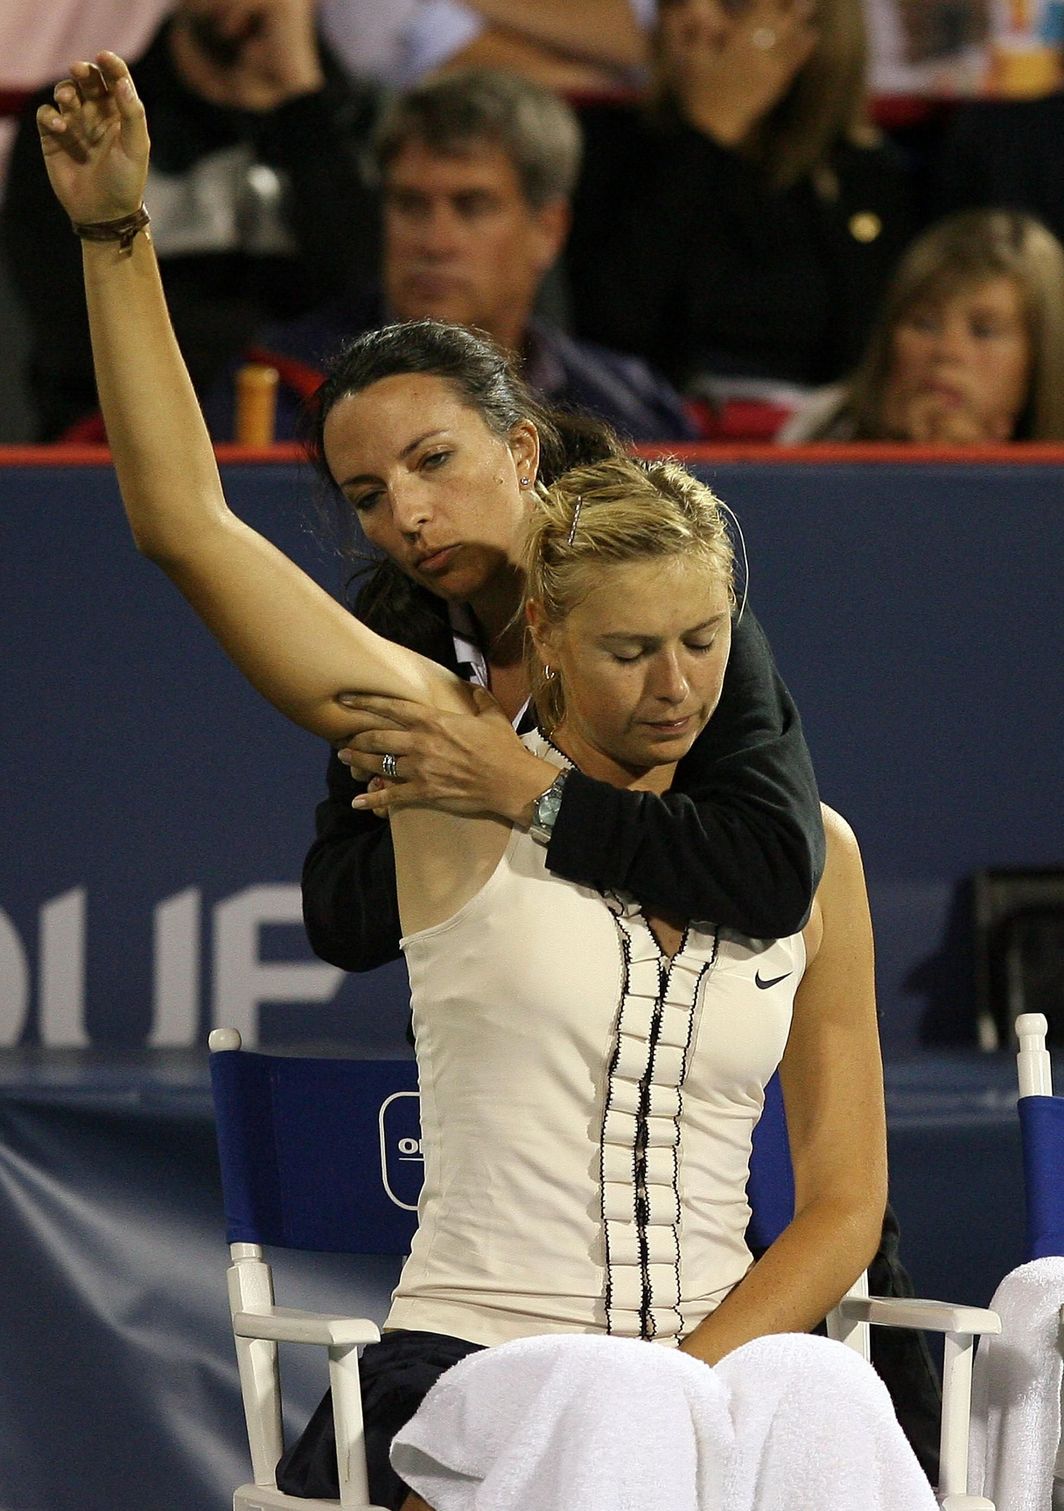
[302,319,623,656]
[374,67,582,209]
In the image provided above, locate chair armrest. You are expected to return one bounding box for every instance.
[233,1306,381,1347]
[838,1295,1001,1336]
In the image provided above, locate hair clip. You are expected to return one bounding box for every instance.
[566,497,583,546]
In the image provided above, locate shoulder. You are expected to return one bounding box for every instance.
[533,324,695,439]
[776,385,853,443]
[821,804,861,867]
[802,805,866,963]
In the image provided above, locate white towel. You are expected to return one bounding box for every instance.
[391,1331,937,1511]
[715,1333,938,1511]
[390,1332,733,1511]
[968,1256,1064,1511]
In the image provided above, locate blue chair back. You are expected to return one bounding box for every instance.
[1018,1094,1064,1260]
[209,1047,794,1256]
[210,1050,420,1253]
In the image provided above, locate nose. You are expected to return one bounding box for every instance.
[416,203,461,259]
[928,317,970,363]
[648,650,689,705]
[390,479,434,537]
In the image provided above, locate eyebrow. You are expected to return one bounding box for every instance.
[598,615,728,643]
[336,429,449,491]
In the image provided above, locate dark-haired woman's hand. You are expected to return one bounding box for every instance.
[335,689,560,826]
[660,0,817,148]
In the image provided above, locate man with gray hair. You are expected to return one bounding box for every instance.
[221,66,694,442]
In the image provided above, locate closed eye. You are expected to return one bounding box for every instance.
[349,489,383,514]
[420,449,451,472]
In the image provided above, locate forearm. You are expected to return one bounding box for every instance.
[462,0,647,70]
[83,232,229,558]
[547,771,820,937]
[681,1193,884,1366]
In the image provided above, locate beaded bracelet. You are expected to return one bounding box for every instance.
[71,204,150,256]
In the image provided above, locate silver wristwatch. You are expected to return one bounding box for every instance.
[529,770,569,846]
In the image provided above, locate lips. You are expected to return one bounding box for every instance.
[415,544,460,574]
[642,715,695,735]
[405,274,464,301]
[921,381,967,405]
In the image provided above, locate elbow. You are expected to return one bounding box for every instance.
[844,1184,889,1279]
[129,525,187,572]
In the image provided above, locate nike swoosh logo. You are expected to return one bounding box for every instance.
[755,970,792,990]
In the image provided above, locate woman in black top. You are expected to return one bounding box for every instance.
[565,0,916,416]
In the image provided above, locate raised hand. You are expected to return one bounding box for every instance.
[660,0,818,147]
[36,52,149,226]
[169,0,325,112]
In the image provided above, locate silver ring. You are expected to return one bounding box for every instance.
[751,25,778,49]
[382,753,399,780]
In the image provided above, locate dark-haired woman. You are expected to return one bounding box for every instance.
[298,320,823,975]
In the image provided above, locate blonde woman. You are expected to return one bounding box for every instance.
[40,55,894,1509]
[781,208,1064,443]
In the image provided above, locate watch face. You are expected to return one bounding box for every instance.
[533,773,567,837]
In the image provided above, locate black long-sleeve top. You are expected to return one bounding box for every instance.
[0,21,380,441]
[566,103,916,393]
[301,608,825,971]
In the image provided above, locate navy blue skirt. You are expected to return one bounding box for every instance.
[275,1329,483,1508]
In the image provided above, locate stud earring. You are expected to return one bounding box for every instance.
[520,476,532,488]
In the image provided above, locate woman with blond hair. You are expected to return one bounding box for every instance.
[566,0,917,427]
[780,208,1064,443]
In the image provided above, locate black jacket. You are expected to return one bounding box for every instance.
[566,104,917,393]
[302,608,825,970]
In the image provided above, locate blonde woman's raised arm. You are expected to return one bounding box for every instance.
[37,53,451,740]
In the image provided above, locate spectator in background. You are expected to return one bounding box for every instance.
[779,209,1064,443]
[209,68,695,443]
[566,0,917,438]
[0,0,380,442]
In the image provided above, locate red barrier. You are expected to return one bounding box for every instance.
[4,441,1064,469]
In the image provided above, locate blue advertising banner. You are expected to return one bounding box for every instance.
[2,455,1061,1058]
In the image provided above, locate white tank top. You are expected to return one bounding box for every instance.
[387,736,805,1347]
